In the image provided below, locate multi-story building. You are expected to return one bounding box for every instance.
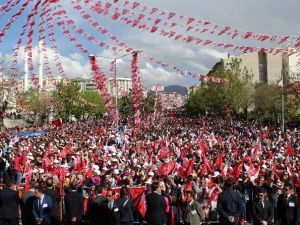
[72,77,133,97]
[223,51,300,84]
[107,77,132,97]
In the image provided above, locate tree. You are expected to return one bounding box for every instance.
[117,93,155,119]
[80,91,105,116]
[19,89,52,124]
[253,83,281,122]
[185,88,207,114]
[52,81,86,121]
[118,95,134,118]
[186,58,253,116]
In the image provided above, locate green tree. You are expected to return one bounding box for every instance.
[185,88,207,113]
[253,83,281,122]
[80,91,105,116]
[186,58,253,116]
[52,81,86,121]
[19,89,52,124]
[118,95,134,117]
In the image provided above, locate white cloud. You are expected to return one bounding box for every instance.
[140,63,195,88]
[3,0,300,88]
[200,49,228,60]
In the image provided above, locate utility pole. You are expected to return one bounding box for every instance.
[278,70,285,132]
[113,59,118,131]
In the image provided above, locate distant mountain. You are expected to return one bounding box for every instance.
[164,85,188,96]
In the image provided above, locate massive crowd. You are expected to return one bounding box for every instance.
[0,114,299,225]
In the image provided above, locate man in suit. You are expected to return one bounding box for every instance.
[21,182,36,225]
[32,184,53,225]
[252,187,273,225]
[44,178,60,225]
[184,189,203,225]
[217,178,243,225]
[88,185,106,225]
[145,181,167,225]
[103,189,121,225]
[277,183,299,225]
[64,182,83,225]
[117,186,134,225]
[0,180,19,225]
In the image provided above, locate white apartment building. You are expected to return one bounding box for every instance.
[72,77,133,97]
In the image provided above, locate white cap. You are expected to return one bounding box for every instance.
[113,169,119,175]
[93,165,100,170]
[53,159,59,164]
[211,171,220,177]
[39,169,44,173]
[94,170,101,175]
[148,171,154,176]
[102,167,108,171]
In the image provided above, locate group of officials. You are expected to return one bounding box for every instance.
[0,178,298,225]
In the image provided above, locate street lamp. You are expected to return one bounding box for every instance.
[278,72,284,132]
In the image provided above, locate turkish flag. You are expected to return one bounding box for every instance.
[215,153,223,171]
[158,148,171,160]
[230,161,243,180]
[52,118,63,128]
[138,193,147,217]
[159,161,176,176]
[286,143,296,156]
[198,139,209,152]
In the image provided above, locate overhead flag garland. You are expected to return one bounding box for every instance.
[1,0,300,126]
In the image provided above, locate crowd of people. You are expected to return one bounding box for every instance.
[0,114,299,225]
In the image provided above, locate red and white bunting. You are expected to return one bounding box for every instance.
[44,7,67,79]
[107,0,300,47]
[0,0,22,19]
[89,56,117,122]
[87,0,293,55]
[11,0,41,83]
[39,3,54,81]
[25,0,42,88]
[0,0,31,45]
[131,51,142,128]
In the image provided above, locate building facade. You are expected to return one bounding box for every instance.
[223,52,300,84]
[72,77,133,97]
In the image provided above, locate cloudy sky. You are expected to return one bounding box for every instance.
[1,0,299,88]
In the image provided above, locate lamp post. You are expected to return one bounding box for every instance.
[278,71,284,132]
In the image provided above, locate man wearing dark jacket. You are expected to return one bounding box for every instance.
[32,184,53,225]
[44,178,60,225]
[0,180,19,225]
[64,182,83,225]
[277,183,299,225]
[145,181,167,225]
[252,188,273,225]
[103,189,121,225]
[117,186,134,225]
[88,186,106,225]
[21,182,36,225]
[217,178,243,225]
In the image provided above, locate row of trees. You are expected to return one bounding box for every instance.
[186,58,300,124]
[18,81,156,124]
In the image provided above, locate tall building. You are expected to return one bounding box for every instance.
[107,77,132,97]
[72,77,133,97]
[223,51,300,84]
